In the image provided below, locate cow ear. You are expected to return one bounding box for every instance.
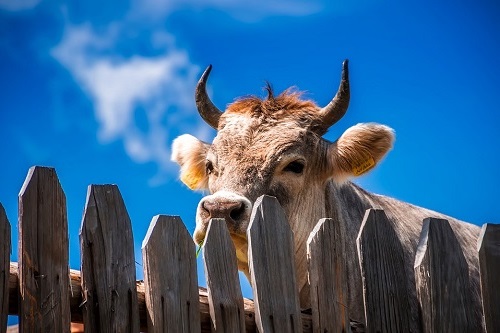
[327,123,394,181]
[171,134,210,190]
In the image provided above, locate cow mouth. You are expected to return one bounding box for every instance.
[229,232,249,265]
[193,228,206,247]
[193,228,249,265]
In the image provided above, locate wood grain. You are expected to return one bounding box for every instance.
[18,167,70,333]
[307,218,351,333]
[0,204,10,333]
[7,264,280,332]
[80,185,139,333]
[203,218,246,332]
[477,223,500,333]
[142,215,201,333]
[356,208,412,333]
[248,195,302,333]
[414,217,480,332]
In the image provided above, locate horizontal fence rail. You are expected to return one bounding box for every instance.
[1,166,499,332]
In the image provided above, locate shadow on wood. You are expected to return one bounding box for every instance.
[203,218,245,332]
[477,223,500,333]
[18,166,70,332]
[356,208,413,333]
[80,184,139,332]
[414,217,481,332]
[248,195,302,332]
[142,215,200,333]
[307,218,351,333]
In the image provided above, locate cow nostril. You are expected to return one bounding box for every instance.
[230,203,245,222]
[201,197,247,223]
[201,200,213,216]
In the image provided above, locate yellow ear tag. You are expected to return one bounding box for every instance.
[352,156,375,176]
[181,171,203,190]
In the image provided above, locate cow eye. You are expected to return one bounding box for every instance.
[283,160,305,174]
[205,160,214,175]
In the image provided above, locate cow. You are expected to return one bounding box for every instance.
[171,60,482,330]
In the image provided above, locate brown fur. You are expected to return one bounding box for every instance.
[172,87,482,331]
[222,88,324,132]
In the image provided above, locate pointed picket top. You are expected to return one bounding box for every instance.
[307,218,351,333]
[356,208,413,333]
[414,217,481,332]
[142,215,200,333]
[0,203,11,333]
[80,184,139,333]
[203,218,245,332]
[477,223,500,333]
[247,195,302,333]
[18,166,71,332]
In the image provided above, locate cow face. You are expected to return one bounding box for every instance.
[171,61,394,280]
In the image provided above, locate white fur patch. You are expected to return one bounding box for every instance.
[171,134,202,163]
[171,134,210,189]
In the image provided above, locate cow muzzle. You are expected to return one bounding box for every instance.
[194,191,252,264]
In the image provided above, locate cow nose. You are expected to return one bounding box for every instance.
[201,198,246,224]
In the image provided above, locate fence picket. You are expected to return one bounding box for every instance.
[356,208,412,333]
[1,204,10,333]
[3,166,499,332]
[203,218,246,332]
[307,218,351,333]
[248,195,302,333]
[477,223,500,333]
[17,166,71,333]
[141,215,200,333]
[9,264,267,332]
[80,185,139,333]
[414,217,480,332]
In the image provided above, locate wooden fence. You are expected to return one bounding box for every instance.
[1,166,499,332]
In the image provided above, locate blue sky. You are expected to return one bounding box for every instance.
[1,0,499,316]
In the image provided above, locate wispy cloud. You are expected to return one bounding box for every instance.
[52,24,210,184]
[50,0,322,185]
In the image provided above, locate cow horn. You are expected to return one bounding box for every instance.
[195,65,223,129]
[318,59,350,130]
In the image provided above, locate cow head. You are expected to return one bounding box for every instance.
[171,60,394,301]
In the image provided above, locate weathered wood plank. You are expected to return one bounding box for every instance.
[414,217,480,332]
[356,208,412,333]
[79,185,139,333]
[307,218,351,333]
[8,264,312,332]
[18,166,70,333]
[203,218,245,332]
[247,195,302,333]
[141,215,200,333]
[477,223,500,333]
[0,204,10,333]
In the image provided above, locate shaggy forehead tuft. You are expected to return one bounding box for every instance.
[222,87,324,131]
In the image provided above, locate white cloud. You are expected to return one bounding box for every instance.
[0,0,41,11]
[79,55,190,140]
[52,24,211,182]
[49,0,322,185]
